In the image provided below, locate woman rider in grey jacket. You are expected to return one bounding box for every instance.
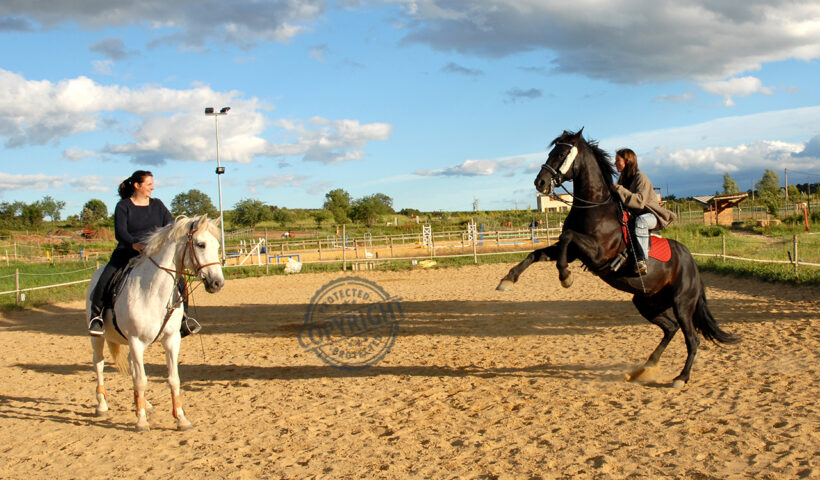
[610,149,676,274]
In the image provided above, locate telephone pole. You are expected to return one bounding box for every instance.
[785,168,789,203]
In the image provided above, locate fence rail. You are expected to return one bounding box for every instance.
[2,230,817,303]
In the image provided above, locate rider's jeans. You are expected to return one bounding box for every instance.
[635,213,658,260]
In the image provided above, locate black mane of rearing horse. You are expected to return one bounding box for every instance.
[497,129,738,388]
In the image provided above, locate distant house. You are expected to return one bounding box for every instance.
[537,193,573,212]
[693,193,749,226]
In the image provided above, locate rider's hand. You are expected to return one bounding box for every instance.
[133,243,146,254]
[610,184,619,193]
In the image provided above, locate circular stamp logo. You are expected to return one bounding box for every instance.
[298,277,402,369]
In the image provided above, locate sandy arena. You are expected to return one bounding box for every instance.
[1,263,818,479]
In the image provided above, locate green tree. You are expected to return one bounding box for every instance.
[786,185,801,201]
[722,173,740,194]
[270,206,295,226]
[232,198,270,228]
[0,201,25,224]
[323,188,352,224]
[21,202,44,227]
[39,195,66,224]
[350,193,394,226]
[171,189,219,217]
[81,199,108,224]
[755,169,780,198]
[311,209,333,228]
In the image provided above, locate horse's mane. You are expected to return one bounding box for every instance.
[551,130,615,186]
[140,215,220,259]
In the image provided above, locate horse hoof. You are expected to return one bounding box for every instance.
[94,410,110,419]
[135,424,150,432]
[672,379,686,389]
[560,274,574,288]
[177,423,194,432]
[496,280,514,291]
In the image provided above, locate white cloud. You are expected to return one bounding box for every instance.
[396,1,820,84]
[69,175,108,192]
[0,1,327,48]
[699,76,773,107]
[643,140,806,174]
[1,70,389,167]
[416,156,532,177]
[652,92,695,104]
[269,118,392,164]
[0,172,66,191]
[62,147,97,161]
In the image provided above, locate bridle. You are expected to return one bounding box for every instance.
[148,226,221,279]
[539,141,614,208]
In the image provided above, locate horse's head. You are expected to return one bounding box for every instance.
[183,215,225,293]
[534,128,585,195]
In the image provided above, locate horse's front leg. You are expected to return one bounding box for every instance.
[162,330,193,431]
[496,245,559,291]
[91,336,109,418]
[129,340,150,431]
[555,232,575,288]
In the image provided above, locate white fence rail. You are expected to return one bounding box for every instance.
[2,232,818,302]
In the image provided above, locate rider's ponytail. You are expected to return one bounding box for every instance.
[118,170,153,199]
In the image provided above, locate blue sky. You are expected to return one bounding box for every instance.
[1,1,819,216]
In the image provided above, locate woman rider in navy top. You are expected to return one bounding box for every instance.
[88,170,199,337]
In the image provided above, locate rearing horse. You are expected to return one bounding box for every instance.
[497,129,738,388]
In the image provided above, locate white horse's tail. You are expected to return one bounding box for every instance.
[107,341,130,375]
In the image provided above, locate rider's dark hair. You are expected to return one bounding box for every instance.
[118,170,153,199]
[615,148,638,184]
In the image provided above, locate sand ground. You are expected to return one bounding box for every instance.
[1,263,818,479]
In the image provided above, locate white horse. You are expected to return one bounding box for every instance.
[85,215,224,431]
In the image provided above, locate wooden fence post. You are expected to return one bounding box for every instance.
[15,268,20,305]
[722,234,726,262]
[342,224,347,272]
[389,237,394,258]
[265,229,269,275]
[473,231,478,264]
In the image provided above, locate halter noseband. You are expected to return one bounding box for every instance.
[539,142,576,190]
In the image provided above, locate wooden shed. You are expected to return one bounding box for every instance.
[693,193,749,226]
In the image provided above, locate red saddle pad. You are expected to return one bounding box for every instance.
[649,236,671,262]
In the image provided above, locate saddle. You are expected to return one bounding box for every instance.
[103,262,135,310]
[101,260,188,338]
[608,209,671,272]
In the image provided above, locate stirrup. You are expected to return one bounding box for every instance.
[181,315,201,337]
[634,260,648,275]
[88,316,105,336]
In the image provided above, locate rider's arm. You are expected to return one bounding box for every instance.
[114,200,138,247]
[614,173,653,210]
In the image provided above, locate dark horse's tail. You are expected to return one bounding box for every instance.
[693,280,740,344]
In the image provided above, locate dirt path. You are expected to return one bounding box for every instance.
[1,264,818,479]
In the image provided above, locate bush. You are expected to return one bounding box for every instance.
[698,225,727,237]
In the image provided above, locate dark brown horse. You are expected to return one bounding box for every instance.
[497,129,738,388]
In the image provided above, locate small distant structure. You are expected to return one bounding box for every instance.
[536,193,573,212]
[693,193,749,226]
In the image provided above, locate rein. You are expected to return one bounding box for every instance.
[144,227,219,344]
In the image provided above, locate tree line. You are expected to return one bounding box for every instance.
[2,170,816,231]
[0,188,398,230]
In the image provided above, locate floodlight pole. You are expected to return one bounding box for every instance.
[205,106,230,264]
